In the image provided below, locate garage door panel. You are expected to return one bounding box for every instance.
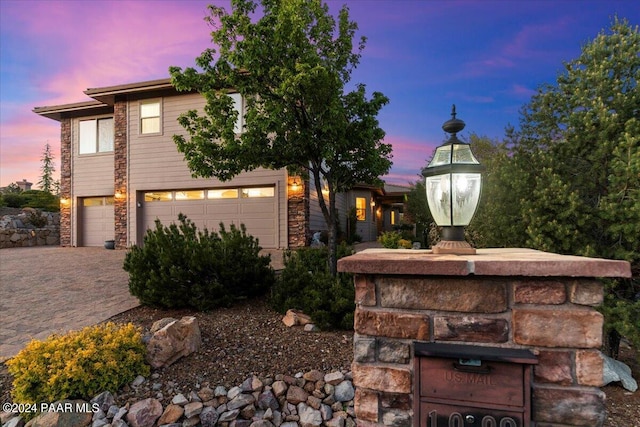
[81,197,115,246]
[174,204,205,216]
[206,204,240,215]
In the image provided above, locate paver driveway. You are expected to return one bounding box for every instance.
[0,246,139,362]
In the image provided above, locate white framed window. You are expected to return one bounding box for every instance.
[79,118,114,154]
[229,93,244,134]
[140,100,161,134]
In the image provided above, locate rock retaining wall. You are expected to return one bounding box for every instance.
[0,210,60,249]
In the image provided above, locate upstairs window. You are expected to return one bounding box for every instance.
[140,100,161,134]
[79,118,114,154]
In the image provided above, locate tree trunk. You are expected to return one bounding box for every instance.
[327,190,338,277]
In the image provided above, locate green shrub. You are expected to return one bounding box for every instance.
[2,193,22,208]
[378,230,403,248]
[6,323,149,405]
[0,190,59,212]
[124,214,274,311]
[270,244,354,330]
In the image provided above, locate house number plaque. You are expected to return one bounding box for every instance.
[421,402,523,427]
[426,410,519,427]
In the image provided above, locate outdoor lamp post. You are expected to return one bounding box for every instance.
[422,105,484,254]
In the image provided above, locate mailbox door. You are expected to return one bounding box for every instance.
[419,357,525,407]
[419,402,524,427]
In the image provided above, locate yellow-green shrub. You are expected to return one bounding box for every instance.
[398,239,413,249]
[7,322,149,404]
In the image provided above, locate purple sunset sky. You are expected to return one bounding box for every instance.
[1,0,637,188]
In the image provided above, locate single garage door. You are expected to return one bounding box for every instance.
[142,186,277,248]
[81,196,115,246]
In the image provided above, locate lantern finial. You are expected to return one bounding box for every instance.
[442,105,465,136]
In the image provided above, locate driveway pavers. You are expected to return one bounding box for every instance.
[0,246,139,362]
[0,246,286,362]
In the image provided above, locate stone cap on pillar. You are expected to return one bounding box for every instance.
[337,248,631,278]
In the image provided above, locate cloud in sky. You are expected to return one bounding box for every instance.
[1,0,637,188]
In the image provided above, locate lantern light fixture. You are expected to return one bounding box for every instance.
[290,177,301,192]
[422,105,484,254]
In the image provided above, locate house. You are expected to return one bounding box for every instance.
[34,78,409,249]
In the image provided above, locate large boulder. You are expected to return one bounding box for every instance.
[146,316,201,368]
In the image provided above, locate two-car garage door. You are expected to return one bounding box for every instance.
[141,187,277,248]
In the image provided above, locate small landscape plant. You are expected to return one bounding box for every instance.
[124,214,275,311]
[7,322,149,405]
[378,230,403,248]
[270,244,355,330]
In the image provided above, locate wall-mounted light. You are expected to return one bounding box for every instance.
[422,105,484,254]
[115,190,126,200]
[59,197,70,207]
[290,177,301,192]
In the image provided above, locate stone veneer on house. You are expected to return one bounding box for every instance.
[113,100,128,249]
[287,175,310,248]
[59,118,72,246]
[337,248,631,427]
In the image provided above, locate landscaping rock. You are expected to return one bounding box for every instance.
[199,406,219,427]
[145,316,202,369]
[282,309,313,327]
[334,381,355,402]
[157,404,184,425]
[25,399,92,427]
[603,354,638,392]
[126,397,163,427]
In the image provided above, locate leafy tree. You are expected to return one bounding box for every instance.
[169,0,392,275]
[466,133,527,249]
[38,143,57,194]
[508,17,639,353]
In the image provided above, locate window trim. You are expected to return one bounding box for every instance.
[78,116,114,155]
[139,99,162,135]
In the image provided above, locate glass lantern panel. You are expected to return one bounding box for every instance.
[452,144,480,164]
[425,172,482,227]
[452,173,482,225]
[427,145,452,167]
[425,174,452,225]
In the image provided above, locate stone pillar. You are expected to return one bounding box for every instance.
[113,100,127,249]
[59,118,72,246]
[337,248,631,427]
[287,175,309,248]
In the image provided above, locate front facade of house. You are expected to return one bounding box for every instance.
[34,78,408,249]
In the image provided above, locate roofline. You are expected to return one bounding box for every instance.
[33,100,110,122]
[84,78,173,97]
[84,78,175,104]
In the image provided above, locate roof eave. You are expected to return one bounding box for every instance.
[83,78,175,104]
[32,100,111,121]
